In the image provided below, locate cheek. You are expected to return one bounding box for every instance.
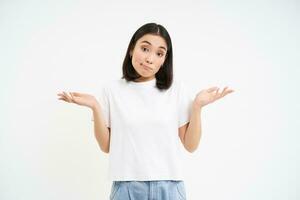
[133,50,145,63]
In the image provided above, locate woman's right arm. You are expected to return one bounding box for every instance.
[91,103,110,153]
[58,92,110,153]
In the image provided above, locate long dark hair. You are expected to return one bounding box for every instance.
[122,23,173,90]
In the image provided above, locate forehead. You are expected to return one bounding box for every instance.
[136,34,167,50]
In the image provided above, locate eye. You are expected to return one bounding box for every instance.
[157,52,165,57]
[141,47,149,52]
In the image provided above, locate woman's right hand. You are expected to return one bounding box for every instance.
[57,91,99,109]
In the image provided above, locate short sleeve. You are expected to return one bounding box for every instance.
[177,81,194,128]
[91,86,110,128]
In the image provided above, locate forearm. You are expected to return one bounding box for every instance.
[92,103,110,153]
[184,102,202,153]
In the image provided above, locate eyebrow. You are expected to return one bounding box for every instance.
[140,40,167,51]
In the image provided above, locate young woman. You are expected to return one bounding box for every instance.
[58,23,234,200]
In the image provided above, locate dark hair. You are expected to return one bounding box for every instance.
[122,23,173,90]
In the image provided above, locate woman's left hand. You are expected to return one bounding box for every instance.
[194,86,234,109]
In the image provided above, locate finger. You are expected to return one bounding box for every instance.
[220,87,228,97]
[221,88,234,98]
[214,88,221,99]
[224,89,234,96]
[70,92,76,102]
[72,92,81,96]
[63,92,73,103]
[62,92,69,98]
[57,93,65,97]
[58,96,68,102]
[207,87,219,93]
[57,93,66,99]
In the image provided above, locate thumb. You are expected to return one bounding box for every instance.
[207,87,219,93]
[71,92,81,97]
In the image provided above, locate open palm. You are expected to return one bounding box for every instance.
[194,86,234,108]
[57,92,98,109]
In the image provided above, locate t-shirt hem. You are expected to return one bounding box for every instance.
[109,175,185,182]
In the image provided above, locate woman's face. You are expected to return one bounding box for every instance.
[130,34,167,82]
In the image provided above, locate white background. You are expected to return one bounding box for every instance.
[0,0,299,199]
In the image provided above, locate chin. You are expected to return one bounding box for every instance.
[139,71,152,77]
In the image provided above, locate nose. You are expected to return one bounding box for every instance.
[145,54,154,64]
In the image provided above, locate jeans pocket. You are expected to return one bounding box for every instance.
[176,181,186,200]
[110,181,121,200]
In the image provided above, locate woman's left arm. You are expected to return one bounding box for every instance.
[180,86,234,153]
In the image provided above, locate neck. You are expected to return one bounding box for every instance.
[134,76,155,82]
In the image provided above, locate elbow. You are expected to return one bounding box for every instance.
[95,131,110,154]
[102,148,109,154]
[185,146,197,153]
[184,137,201,153]
[96,138,110,154]
[184,142,199,153]
[100,144,110,154]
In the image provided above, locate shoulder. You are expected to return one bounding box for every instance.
[99,78,131,98]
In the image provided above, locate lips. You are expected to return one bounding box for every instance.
[141,64,152,71]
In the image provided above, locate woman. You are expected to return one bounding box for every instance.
[58,22,234,200]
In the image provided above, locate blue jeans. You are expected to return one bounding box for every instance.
[109,180,186,200]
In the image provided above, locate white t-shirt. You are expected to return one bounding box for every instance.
[94,78,194,181]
